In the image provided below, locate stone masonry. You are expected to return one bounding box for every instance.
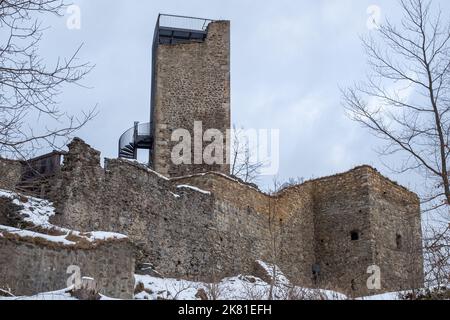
[0,138,422,297]
[0,235,135,299]
[0,15,424,298]
[151,21,231,177]
[0,158,22,190]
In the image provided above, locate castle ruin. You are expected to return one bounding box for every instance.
[0,15,424,299]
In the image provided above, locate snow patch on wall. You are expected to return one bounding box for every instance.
[176,185,211,195]
[0,189,127,245]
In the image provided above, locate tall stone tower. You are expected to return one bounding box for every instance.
[150,14,231,178]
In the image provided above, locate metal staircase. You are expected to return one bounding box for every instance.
[118,15,214,163]
[118,122,153,160]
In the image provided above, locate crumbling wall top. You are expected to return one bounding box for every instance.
[64,138,101,169]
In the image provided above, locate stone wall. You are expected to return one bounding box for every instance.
[175,173,317,287]
[176,166,424,296]
[284,166,424,297]
[49,139,269,281]
[173,173,271,215]
[0,185,135,299]
[13,139,423,296]
[48,138,105,231]
[307,167,374,296]
[368,170,424,293]
[0,158,22,190]
[152,21,231,177]
[50,149,213,279]
[0,236,135,299]
[0,198,22,227]
[275,183,316,288]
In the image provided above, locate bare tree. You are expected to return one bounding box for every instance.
[401,225,450,299]
[342,0,450,215]
[0,0,96,160]
[202,281,223,301]
[342,0,450,297]
[266,177,284,300]
[424,224,450,289]
[230,125,265,183]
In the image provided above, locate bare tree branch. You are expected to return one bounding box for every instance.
[230,125,265,184]
[342,0,450,213]
[0,0,96,159]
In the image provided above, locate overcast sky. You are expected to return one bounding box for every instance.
[35,0,450,194]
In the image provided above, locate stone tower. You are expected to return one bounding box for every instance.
[150,15,231,177]
[308,166,424,296]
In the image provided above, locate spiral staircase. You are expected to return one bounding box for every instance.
[118,122,153,160]
[118,15,213,162]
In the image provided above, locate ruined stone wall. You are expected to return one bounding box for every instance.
[94,159,220,280]
[275,184,316,288]
[49,139,272,281]
[168,167,424,295]
[0,198,22,227]
[174,173,317,282]
[0,158,22,190]
[21,139,423,296]
[49,143,217,279]
[368,170,424,293]
[173,173,270,215]
[175,173,317,287]
[304,166,424,297]
[309,167,375,296]
[49,138,105,230]
[211,199,272,278]
[0,236,135,299]
[152,21,231,177]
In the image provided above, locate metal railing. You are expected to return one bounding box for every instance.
[157,14,214,32]
[150,14,215,153]
[118,122,152,159]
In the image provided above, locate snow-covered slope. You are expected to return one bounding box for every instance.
[0,189,127,245]
[135,270,348,301]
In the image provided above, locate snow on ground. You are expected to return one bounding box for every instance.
[358,292,402,300]
[256,260,291,286]
[0,272,418,301]
[0,288,77,301]
[0,189,127,245]
[0,287,116,301]
[134,274,348,301]
[134,261,405,301]
[359,286,450,300]
[0,282,435,300]
[0,189,55,228]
